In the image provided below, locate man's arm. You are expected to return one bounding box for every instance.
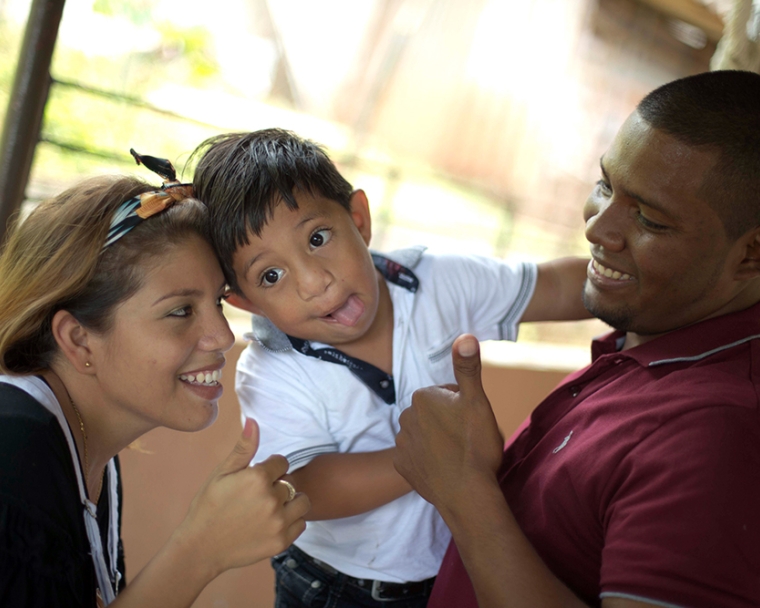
[285,449,412,520]
[394,335,657,608]
[521,257,591,322]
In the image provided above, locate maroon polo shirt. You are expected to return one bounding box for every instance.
[430,301,760,608]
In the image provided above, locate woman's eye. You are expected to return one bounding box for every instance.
[261,268,284,286]
[310,229,331,248]
[169,306,192,318]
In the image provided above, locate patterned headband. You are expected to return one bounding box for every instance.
[102,149,194,250]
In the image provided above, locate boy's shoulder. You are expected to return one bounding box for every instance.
[375,245,427,269]
[243,246,519,353]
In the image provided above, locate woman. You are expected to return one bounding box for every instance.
[0,152,309,607]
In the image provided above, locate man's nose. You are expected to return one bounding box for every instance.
[584,196,625,253]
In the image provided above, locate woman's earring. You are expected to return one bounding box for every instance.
[85,362,91,368]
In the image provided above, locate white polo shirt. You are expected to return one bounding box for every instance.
[238,246,537,583]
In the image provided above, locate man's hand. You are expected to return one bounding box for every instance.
[394,334,504,513]
[395,336,593,608]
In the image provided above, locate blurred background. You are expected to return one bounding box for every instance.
[2,1,755,606]
[1,0,740,368]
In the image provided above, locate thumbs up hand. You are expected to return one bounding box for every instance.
[174,417,310,579]
[394,335,504,512]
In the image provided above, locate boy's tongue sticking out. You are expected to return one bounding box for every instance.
[327,295,365,326]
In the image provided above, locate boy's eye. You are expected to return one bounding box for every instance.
[262,268,284,286]
[310,229,331,248]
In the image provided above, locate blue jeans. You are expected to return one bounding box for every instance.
[272,545,434,608]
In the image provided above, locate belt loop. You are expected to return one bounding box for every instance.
[371,580,391,602]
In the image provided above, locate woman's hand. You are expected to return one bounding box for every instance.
[114,418,309,608]
[173,417,310,579]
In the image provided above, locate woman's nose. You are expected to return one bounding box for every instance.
[202,313,235,354]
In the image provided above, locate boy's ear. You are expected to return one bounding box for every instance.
[225,292,263,315]
[349,190,372,246]
[50,310,95,373]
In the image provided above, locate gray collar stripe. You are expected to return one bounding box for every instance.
[599,592,685,608]
[648,333,760,367]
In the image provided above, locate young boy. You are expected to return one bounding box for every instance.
[192,128,590,607]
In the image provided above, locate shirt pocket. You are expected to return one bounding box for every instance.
[426,331,460,379]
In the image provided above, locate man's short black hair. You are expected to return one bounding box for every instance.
[636,70,760,240]
[190,128,354,291]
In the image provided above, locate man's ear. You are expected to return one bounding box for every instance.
[734,227,760,280]
[225,292,263,315]
[349,189,372,246]
[50,310,94,373]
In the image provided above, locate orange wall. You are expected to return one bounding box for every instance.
[119,340,569,607]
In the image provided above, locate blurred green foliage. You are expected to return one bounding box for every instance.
[92,0,153,25]
[1,1,222,200]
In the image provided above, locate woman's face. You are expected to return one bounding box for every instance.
[88,235,235,435]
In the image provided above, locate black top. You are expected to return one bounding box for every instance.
[0,382,126,607]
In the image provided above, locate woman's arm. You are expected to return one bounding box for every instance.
[111,418,309,608]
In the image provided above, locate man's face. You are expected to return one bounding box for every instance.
[582,112,744,345]
[230,190,384,348]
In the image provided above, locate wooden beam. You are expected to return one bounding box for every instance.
[635,0,725,41]
[0,0,66,245]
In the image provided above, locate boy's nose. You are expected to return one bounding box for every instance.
[295,259,333,300]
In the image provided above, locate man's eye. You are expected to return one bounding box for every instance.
[310,229,331,248]
[262,268,284,286]
[596,180,612,196]
[636,213,667,231]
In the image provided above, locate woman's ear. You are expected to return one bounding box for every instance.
[50,310,94,373]
[349,190,372,246]
[225,292,263,315]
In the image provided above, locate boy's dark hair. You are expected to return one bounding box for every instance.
[190,128,354,291]
[636,70,760,240]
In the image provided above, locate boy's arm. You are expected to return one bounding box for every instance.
[237,345,412,522]
[520,257,591,322]
[285,449,412,520]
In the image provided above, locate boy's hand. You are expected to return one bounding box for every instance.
[394,334,503,511]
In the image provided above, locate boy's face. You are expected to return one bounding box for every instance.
[229,189,384,348]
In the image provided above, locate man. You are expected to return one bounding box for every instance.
[394,70,760,608]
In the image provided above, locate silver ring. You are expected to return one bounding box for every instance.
[277,479,296,502]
